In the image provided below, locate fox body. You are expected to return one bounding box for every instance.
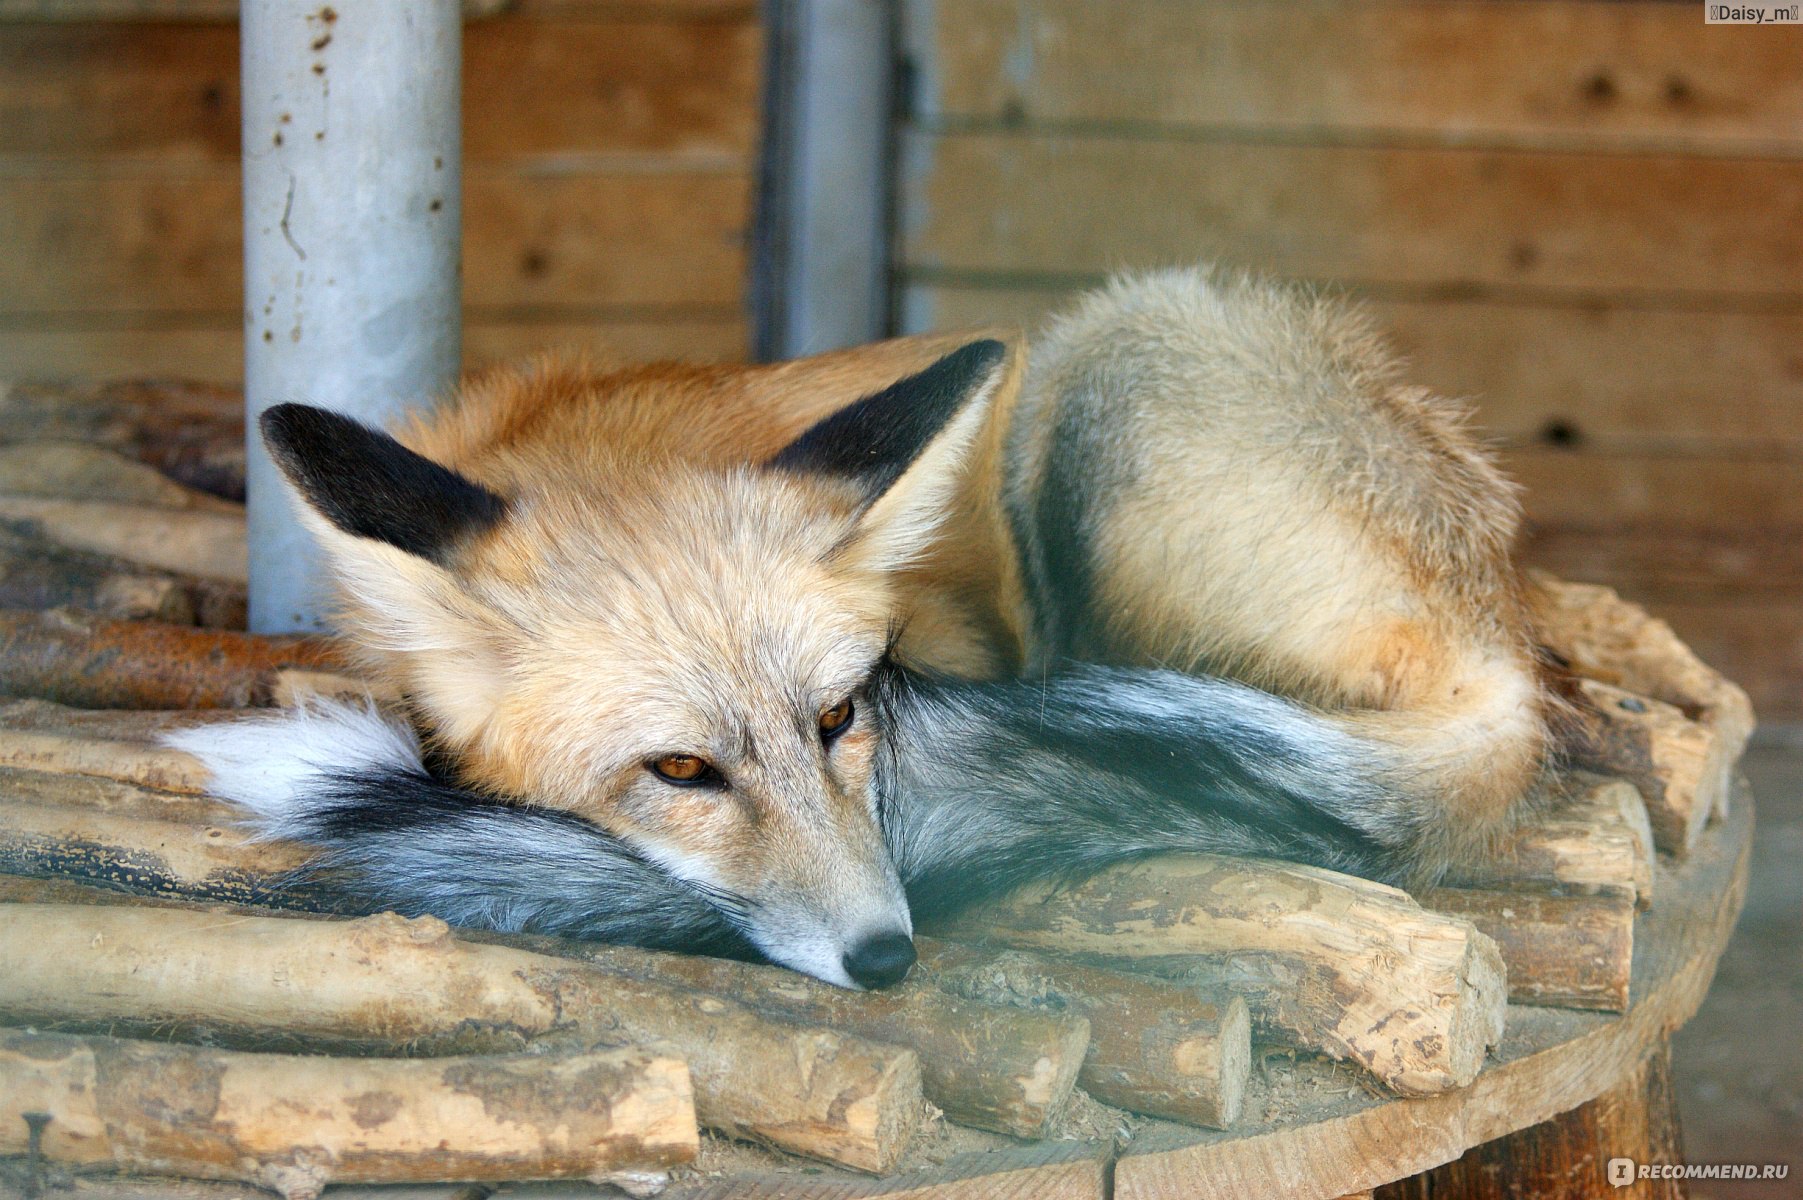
[176,267,1559,988]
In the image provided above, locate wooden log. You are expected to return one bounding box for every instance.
[1420,884,1637,1013]
[0,799,333,910]
[1533,572,1755,822]
[0,870,181,906]
[0,379,246,501]
[0,905,924,1174]
[1571,679,1724,856]
[923,855,1507,1096]
[0,517,246,627]
[0,731,211,793]
[0,1027,697,1200]
[0,608,351,708]
[0,699,245,793]
[0,880,1207,1128]
[0,871,142,905]
[1444,778,1655,910]
[915,935,1250,1129]
[0,441,242,512]
[0,767,223,824]
[0,496,245,584]
[0,696,241,739]
[488,931,1090,1140]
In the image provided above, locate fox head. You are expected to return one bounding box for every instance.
[259,340,1008,988]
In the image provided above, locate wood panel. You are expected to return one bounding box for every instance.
[901,132,1803,297]
[909,0,1803,152]
[0,315,747,383]
[0,0,739,18]
[0,2,760,378]
[1506,451,1803,529]
[0,170,748,315]
[0,23,238,160]
[903,283,1803,449]
[1522,526,1803,597]
[0,18,758,163]
[0,18,753,162]
[466,16,759,162]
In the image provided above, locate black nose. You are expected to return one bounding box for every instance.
[842,932,917,989]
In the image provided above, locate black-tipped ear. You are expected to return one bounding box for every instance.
[260,403,508,565]
[768,339,1005,502]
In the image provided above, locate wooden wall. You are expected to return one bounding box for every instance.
[0,0,760,382]
[896,0,1803,720]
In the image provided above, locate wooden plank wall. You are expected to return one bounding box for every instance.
[896,0,1803,720]
[0,0,760,382]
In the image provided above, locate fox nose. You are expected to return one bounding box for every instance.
[842,932,917,989]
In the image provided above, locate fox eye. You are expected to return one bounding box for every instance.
[819,698,854,740]
[650,754,719,786]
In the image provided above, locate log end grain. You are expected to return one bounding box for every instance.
[1426,884,1636,1013]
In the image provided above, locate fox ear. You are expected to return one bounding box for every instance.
[261,404,507,565]
[261,403,510,744]
[770,339,1009,572]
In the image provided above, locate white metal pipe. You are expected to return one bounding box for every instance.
[756,0,893,358]
[241,1,462,632]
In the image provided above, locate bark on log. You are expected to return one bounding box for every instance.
[0,800,332,910]
[0,699,238,793]
[923,855,1507,1096]
[0,731,211,794]
[484,930,1090,1140]
[0,441,241,509]
[1421,884,1636,1012]
[0,871,173,906]
[0,609,351,708]
[915,936,1250,1129]
[0,518,246,627]
[0,697,241,740]
[1571,679,1725,856]
[0,1027,697,1200]
[0,497,245,583]
[0,905,925,1174]
[1532,572,1754,823]
[0,379,246,501]
[1444,778,1655,910]
[0,883,1124,1135]
[0,766,223,824]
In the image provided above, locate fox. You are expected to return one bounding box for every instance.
[173,265,1563,989]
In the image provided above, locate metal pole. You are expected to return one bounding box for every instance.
[754,0,894,359]
[242,1,462,633]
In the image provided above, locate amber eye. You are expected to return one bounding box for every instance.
[819,698,854,740]
[650,754,715,785]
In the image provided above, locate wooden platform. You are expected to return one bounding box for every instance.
[0,379,1758,1199]
[0,788,1748,1200]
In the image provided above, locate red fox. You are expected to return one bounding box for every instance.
[174,266,1561,989]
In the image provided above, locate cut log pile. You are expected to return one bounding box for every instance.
[0,383,1756,1197]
